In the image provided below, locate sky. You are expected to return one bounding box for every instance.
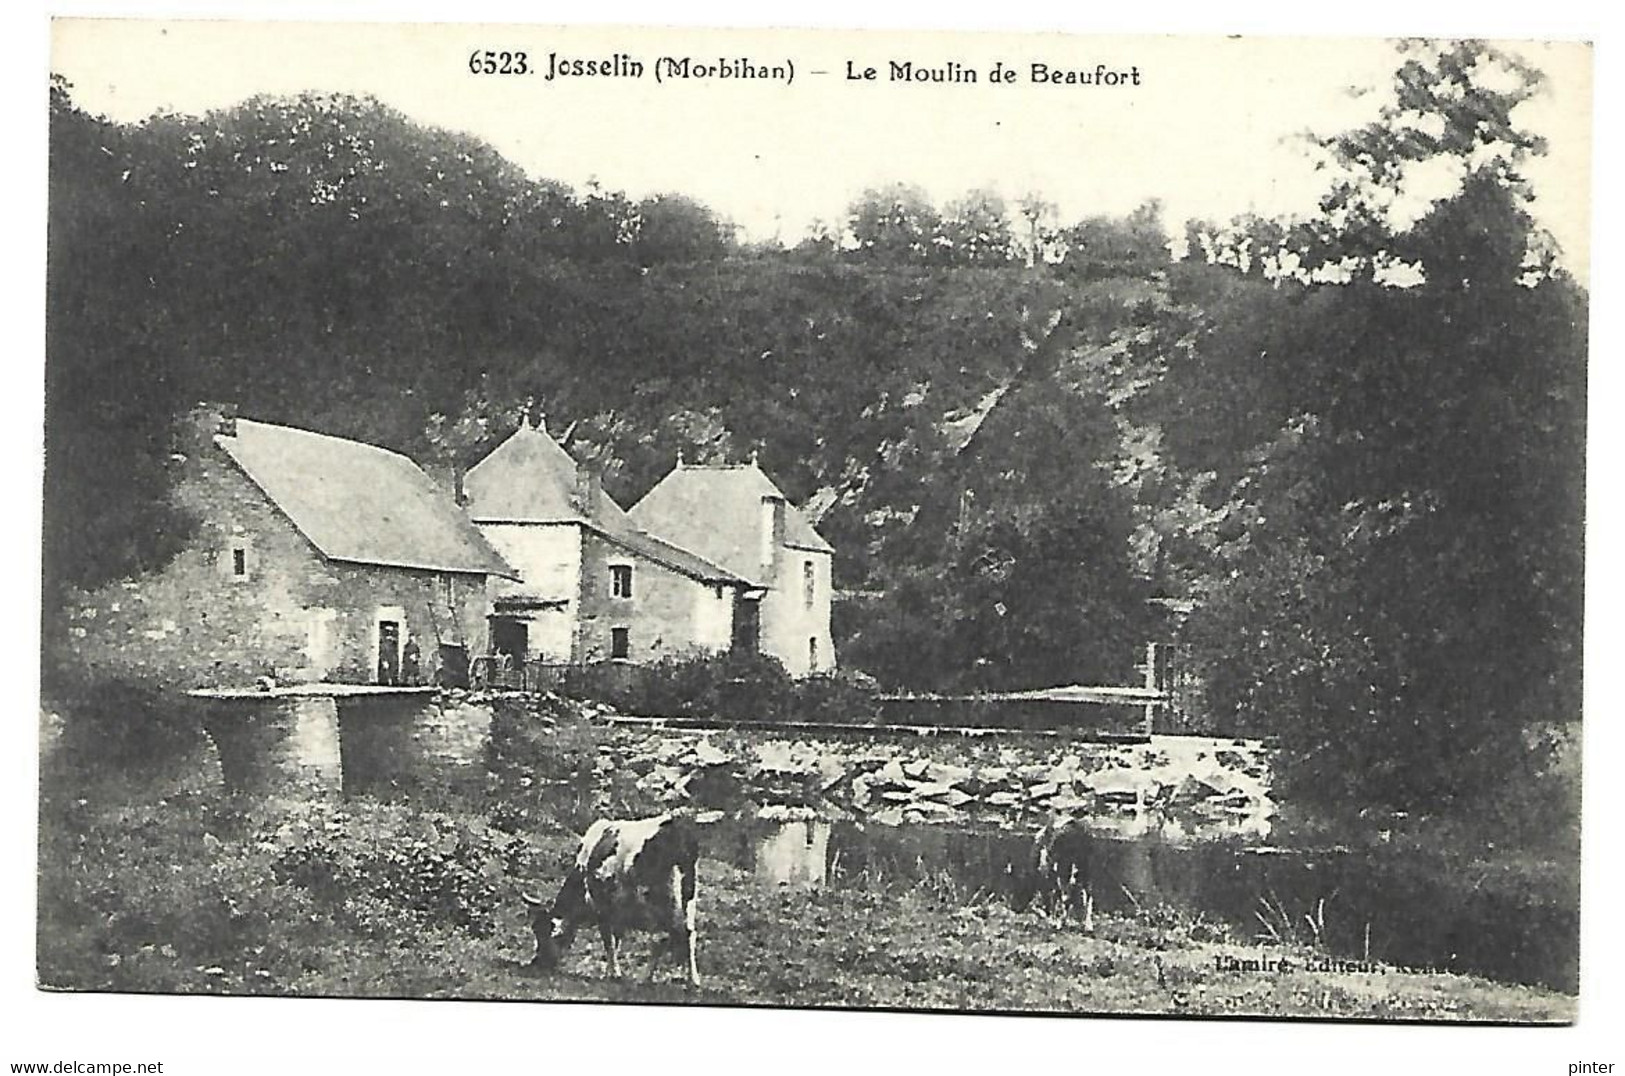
[49,21,1592,277]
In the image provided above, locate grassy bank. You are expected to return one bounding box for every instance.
[459,859,1572,1022]
[36,692,1578,1021]
[36,782,1573,1022]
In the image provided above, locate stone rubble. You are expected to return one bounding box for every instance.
[594,720,1276,832]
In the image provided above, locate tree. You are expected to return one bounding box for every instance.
[1057,200,1170,280]
[1146,41,1586,820]
[1014,192,1062,268]
[847,183,942,264]
[938,189,1014,266]
[43,78,196,600]
[631,193,732,266]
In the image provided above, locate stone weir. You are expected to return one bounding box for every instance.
[593,721,1276,840]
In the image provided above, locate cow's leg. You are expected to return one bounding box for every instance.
[646,931,676,983]
[682,889,700,986]
[598,921,622,978]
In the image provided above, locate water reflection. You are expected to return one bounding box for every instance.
[751,820,831,887]
[717,815,1577,994]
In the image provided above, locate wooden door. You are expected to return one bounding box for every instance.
[732,598,761,655]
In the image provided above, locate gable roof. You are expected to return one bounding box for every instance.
[463,422,584,523]
[217,419,517,579]
[464,423,750,586]
[629,462,834,582]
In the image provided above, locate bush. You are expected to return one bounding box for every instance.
[36,793,332,994]
[550,653,878,726]
[46,673,209,774]
[268,801,537,938]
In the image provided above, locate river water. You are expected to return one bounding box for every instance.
[707,814,1578,994]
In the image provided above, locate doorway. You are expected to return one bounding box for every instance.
[377,620,401,685]
[490,618,528,662]
[732,597,761,656]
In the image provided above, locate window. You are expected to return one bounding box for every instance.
[809,636,820,672]
[439,573,456,607]
[611,627,631,660]
[803,559,816,608]
[610,564,633,599]
[232,548,247,577]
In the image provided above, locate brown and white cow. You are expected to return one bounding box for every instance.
[523,813,701,985]
[1030,816,1096,932]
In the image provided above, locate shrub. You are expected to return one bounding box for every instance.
[549,653,878,726]
[268,801,537,938]
[46,673,209,774]
[36,793,332,994]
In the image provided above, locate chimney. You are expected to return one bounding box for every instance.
[424,461,467,506]
[574,459,599,521]
[760,496,787,578]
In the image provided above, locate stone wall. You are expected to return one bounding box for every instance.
[477,521,580,662]
[200,697,343,797]
[200,693,491,798]
[759,548,835,676]
[412,698,492,767]
[576,531,727,663]
[58,438,332,687]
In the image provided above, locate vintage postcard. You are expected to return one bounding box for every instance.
[37,17,1590,1040]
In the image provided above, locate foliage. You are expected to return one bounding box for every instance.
[38,792,335,994]
[44,77,197,599]
[1121,42,1585,815]
[44,80,1173,697]
[1057,200,1171,281]
[44,671,211,775]
[549,653,876,725]
[269,801,533,937]
[35,784,559,994]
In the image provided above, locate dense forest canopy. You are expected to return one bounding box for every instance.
[44,40,1586,821]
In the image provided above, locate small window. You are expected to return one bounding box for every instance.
[611,627,631,660]
[809,636,820,672]
[439,574,456,606]
[803,559,816,608]
[610,564,634,599]
[232,548,247,577]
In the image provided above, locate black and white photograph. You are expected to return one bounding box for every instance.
[27,12,1600,1059]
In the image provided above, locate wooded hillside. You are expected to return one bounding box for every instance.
[44,41,1587,819]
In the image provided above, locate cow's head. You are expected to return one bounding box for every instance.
[522,889,578,971]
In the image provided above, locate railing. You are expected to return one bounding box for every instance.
[470,656,564,692]
[467,657,641,695]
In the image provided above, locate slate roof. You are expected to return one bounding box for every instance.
[629,462,834,583]
[462,422,583,523]
[217,419,518,579]
[464,423,749,586]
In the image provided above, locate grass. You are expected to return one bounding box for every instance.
[36,785,1575,1022]
[34,701,1577,1022]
